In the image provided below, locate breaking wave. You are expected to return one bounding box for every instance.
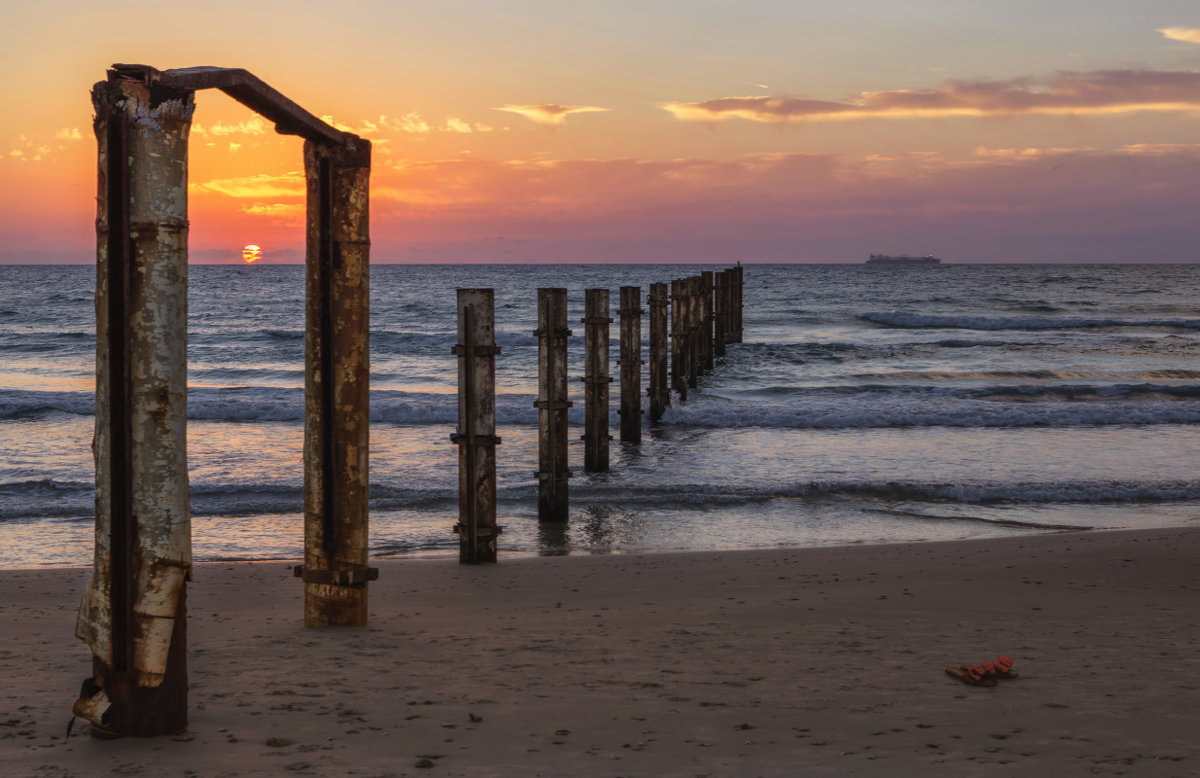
[6,476,1199,522]
[862,311,1200,331]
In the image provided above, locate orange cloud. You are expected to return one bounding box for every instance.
[664,70,1200,123]
[242,202,305,218]
[496,104,609,125]
[192,172,305,199]
[1159,27,1200,44]
[193,116,271,137]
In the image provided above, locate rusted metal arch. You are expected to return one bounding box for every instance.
[76,64,372,739]
[108,64,354,145]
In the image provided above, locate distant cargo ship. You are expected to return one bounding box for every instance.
[867,253,941,265]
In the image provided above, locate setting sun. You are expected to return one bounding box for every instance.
[241,244,262,264]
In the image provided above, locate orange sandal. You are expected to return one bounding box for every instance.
[984,656,1019,679]
[945,664,998,687]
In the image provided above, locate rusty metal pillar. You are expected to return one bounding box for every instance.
[714,270,727,358]
[686,276,701,389]
[453,289,501,563]
[722,267,734,348]
[298,139,376,626]
[670,279,687,401]
[729,264,739,343]
[618,286,643,443]
[75,73,193,738]
[700,270,714,372]
[648,283,669,422]
[581,289,612,472]
[536,289,572,521]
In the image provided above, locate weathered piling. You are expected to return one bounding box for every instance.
[700,270,714,372]
[536,288,572,520]
[618,286,644,443]
[648,283,669,422]
[453,289,501,563]
[581,289,612,472]
[714,270,727,358]
[77,62,377,736]
[687,276,701,388]
[77,72,193,738]
[729,264,739,343]
[670,279,687,400]
[720,268,729,348]
[299,138,376,627]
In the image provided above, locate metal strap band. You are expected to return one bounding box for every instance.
[293,565,379,586]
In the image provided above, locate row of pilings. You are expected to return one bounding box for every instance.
[452,265,744,563]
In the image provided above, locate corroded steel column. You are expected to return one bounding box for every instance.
[648,283,669,422]
[734,264,744,343]
[670,278,687,401]
[686,276,701,389]
[76,73,193,737]
[714,270,727,358]
[300,138,376,626]
[581,289,612,472]
[453,289,500,563]
[618,286,643,443]
[700,270,714,372]
[536,288,572,521]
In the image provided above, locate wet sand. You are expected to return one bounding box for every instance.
[3,526,1199,776]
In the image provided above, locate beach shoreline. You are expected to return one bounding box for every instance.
[3,526,1198,776]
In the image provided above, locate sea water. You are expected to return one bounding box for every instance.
[2,262,1199,567]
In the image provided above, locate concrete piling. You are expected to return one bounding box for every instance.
[453,289,501,563]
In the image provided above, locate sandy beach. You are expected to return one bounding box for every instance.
[3,526,1199,777]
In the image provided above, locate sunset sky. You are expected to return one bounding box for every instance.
[2,1,1200,263]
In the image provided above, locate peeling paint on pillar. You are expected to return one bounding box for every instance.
[77,73,193,736]
[301,139,374,627]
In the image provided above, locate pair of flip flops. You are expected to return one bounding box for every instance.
[945,655,1018,686]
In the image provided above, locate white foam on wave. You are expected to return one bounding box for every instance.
[663,394,1200,429]
[6,474,1200,521]
[8,385,1200,430]
[862,311,1200,331]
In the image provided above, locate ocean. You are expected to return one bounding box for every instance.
[2,262,1199,568]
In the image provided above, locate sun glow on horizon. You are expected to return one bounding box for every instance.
[242,244,263,264]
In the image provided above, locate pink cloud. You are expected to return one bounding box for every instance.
[665,70,1200,123]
